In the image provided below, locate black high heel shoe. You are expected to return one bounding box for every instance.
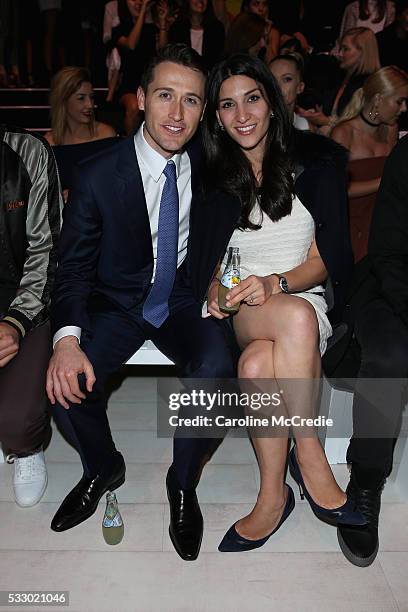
[218,484,295,552]
[288,447,367,526]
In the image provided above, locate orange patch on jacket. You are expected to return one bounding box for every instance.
[5,200,26,211]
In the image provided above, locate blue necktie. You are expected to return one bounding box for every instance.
[143,160,179,328]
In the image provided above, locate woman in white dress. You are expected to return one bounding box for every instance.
[202,54,366,552]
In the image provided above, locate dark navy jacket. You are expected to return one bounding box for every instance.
[51,135,205,335]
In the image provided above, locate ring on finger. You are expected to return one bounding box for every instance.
[248,294,254,304]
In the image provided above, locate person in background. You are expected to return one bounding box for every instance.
[0,0,20,87]
[19,1,41,87]
[0,124,62,508]
[376,0,408,73]
[201,54,364,553]
[270,0,310,53]
[45,66,116,147]
[239,0,280,63]
[112,0,167,135]
[224,12,266,56]
[38,0,62,83]
[270,53,313,130]
[331,65,408,264]
[45,67,117,198]
[167,0,225,69]
[212,0,233,31]
[339,0,395,40]
[298,27,381,134]
[300,0,347,53]
[103,0,121,103]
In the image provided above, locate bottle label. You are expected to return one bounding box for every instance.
[221,267,240,289]
[103,511,123,528]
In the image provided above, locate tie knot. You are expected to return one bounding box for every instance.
[163,160,177,182]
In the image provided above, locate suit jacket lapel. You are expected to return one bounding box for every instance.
[115,137,153,260]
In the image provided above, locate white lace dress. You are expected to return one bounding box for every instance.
[223,195,332,355]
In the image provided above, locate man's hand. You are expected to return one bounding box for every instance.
[207,279,230,319]
[46,336,96,409]
[0,322,20,367]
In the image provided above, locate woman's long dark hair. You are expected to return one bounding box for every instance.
[118,0,134,30]
[178,0,217,27]
[202,54,294,230]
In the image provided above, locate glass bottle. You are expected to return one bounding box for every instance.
[102,491,124,545]
[218,247,241,314]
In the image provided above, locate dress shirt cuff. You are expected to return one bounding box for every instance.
[53,326,82,348]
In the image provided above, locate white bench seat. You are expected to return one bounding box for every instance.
[125,340,174,366]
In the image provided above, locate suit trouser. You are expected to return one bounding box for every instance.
[347,297,408,485]
[0,321,52,455]
[52,293,236,489]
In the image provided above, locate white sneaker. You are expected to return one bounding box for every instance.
[7,450,48,507]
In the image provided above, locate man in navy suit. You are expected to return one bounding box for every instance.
[46,44,236,561]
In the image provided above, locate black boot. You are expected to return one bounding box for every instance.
[337,467,385,567]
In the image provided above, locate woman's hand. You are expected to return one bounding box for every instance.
[207,279,230,319]
[157,0,169,28]
[141,0,152,12]
[225,274,281,308]
[297,105,330,128]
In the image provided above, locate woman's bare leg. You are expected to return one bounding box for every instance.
[120,93,142,135]
[107,69,119,103]
[43,9,58,75]
[234,340,289,540]
[232,294,346,536]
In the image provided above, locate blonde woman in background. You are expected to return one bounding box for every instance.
[298,27,381,134]
[45,67,116,202]
[45,67,116,146]
[331,65,408,263]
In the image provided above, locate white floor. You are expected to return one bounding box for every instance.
[0,374,407,612]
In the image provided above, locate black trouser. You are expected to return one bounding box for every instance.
[347,297,408,485]
[0,321,52,455]
[52,289,237,489]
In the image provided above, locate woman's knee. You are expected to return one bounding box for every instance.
[238,347,271,379]
[279,299,319,344]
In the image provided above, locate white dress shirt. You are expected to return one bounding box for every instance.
[53,123,193,346]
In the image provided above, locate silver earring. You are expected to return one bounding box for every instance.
[270,111,275,118]
[368,107,379,121]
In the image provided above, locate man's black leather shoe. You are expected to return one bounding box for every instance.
[337,469,384,567]
[51,453,126,532]
[166,467,203,561]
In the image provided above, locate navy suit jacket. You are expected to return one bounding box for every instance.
[51,134,222,335]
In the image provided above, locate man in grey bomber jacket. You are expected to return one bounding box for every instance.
[0,124,62,506]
